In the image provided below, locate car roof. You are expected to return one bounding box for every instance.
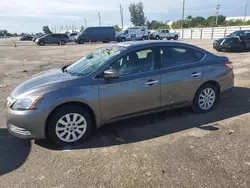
[116,40,189,48]
[105,40,209,54]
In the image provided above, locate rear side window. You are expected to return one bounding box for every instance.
[160,46,205,68]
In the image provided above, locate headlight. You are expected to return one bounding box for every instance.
[11,96,43,111]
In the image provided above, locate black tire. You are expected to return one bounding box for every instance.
[192,83,219,113]
[60,40,66,45]
[121,37,126,42]
[155,35,160,40]
[47,104,93,146]
[39,41,45,46]
[174,35,178,40]
[102,40,110,43]
[78,39,84,44]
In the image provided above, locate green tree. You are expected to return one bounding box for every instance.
[42,26,52,34]
[146,20,151,29]
[205,15,226,26]
[114,25,122,32]
[129,1,146,26]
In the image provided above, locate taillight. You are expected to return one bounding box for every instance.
[225,61,233,71]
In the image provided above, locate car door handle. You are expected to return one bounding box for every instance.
[145,80,159,85]
[191,72,202,77]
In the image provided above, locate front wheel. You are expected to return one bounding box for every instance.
[155,35,160,40]
[121,37,126,42]
[38,41,45,46]
[192,83,219,113]
[47,104,93,146]
[60,40,66,45]
[174,35,179,40]
[78,39,84,44]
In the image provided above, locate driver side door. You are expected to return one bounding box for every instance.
[98,48,161,122]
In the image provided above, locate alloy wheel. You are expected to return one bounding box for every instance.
[55,113,87,143]
[198,88,216,110]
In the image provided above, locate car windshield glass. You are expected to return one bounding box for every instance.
[65,46,124,76]
[228,31,241,37]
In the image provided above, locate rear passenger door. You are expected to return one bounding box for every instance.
[160,46,205,107]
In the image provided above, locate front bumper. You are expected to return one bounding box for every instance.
[6,108,48,139]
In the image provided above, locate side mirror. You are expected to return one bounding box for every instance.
[103,69,119,79]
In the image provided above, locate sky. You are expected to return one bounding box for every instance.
[0,0,249,33]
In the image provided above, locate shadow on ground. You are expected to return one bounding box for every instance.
[36,86,250,150]
[0,129,31,176]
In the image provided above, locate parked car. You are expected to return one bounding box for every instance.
[116,26,149,42]
[68,32,78,42]
[32,34,45,42]
[75,26,115,44]
[6,41,234,145]
[149,29,179,40]
[213,30,250,52]
[20,35,33,41]
[35,34,70,46]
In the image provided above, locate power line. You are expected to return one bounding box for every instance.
[215,4,221,27]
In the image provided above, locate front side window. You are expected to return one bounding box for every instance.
[111,49,154,76]
[161,47,204,68]
[66,46,124,76]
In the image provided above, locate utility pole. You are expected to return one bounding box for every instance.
[120,4,124,29]
[98,12,101,26]
[215,4,221,26]
[181,0,185,38]
[244,4,248,23]
[85,17,87,28]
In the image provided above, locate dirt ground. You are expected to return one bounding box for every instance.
[0,38,250,188]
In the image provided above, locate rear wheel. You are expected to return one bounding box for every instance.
[47,104,93,146]
[174,35,178,40]
[192,83,219,113]
[121,37,126,42]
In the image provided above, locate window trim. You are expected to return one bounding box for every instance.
[159,45,206,69]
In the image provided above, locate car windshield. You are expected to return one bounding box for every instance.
[65,46,123,76]
[228,31,244,37]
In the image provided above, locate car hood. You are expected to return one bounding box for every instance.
[11,68,75,98]
[216,36,239,41]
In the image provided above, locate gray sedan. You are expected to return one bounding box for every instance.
[6,41,234,145]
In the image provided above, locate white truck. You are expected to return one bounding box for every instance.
[116,26,149,42]
[149,29,179,40]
